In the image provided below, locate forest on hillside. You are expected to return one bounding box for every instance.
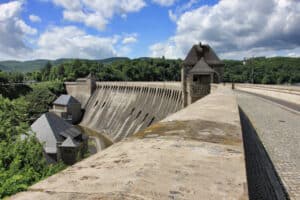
[223,57,300,84]
[1,56,299,84]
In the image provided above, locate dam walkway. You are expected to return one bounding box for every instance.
[237,91,300,200]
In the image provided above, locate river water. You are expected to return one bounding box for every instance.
[76,125,113,156]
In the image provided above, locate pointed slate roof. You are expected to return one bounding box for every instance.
[183,43,224,66]
[31,112,82,153]
[60,136,80,148]
[53,94,80,106]
[190,58,215,74]
[183,44,203,66]
[202,45,224,65]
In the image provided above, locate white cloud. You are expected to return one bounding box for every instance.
[122,35,138,44]
[152,0,177,7]
[0,1,138,60]
[33,26,119,59]
[15,19,37,34]
[52,0,146,31]
[168,10,177,22]
[33,28,141,59]
[150,0,300,59]
[0,1,37,60]
[29,14,41,23]
[149,40,182,58]
[168,0,198,22]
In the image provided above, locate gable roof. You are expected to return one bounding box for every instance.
[53,94,80,106]
[183,43,224,66]
[202,45,224,65]
[31,112,82,153]
[183,44,203,66]
[60,136,80,148]
[190,58,215,74]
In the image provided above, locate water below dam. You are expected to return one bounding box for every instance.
[77,125,113,155]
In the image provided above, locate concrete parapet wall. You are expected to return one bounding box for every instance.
[10,86,248,200]
[235,84,300,105]
[239,108,289,200]
[80,81,183,142]
[236,84,300,93]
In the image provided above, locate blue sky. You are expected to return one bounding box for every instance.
[0,0,300,60]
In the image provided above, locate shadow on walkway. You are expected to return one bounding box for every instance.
[239,107,290,200]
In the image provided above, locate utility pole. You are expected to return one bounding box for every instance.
[251,64,254,84]
[251,56,254,84]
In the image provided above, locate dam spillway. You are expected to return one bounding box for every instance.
[66,81,183,142]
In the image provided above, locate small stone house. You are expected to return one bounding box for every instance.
[186,58,215,103]
[183,42,224,83]
[182,42,224,106]
[50,94,82,124]
[31,112,88,165]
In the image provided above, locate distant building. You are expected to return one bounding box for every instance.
[31,112,88,165]
[50,94,82,124]
[182,42,224,106]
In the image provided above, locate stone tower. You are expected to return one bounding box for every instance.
[182,43,224,107]
[85,73,96,96]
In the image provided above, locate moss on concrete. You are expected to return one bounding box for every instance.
[134,119,242,146]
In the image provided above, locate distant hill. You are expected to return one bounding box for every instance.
[0,57,129,73]
[98,57,130,64]
[0,60,50,72]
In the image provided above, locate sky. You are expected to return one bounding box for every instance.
[0,0,300,61]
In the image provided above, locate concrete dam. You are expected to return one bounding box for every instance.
[11,44,299,199]
[66,80,183,142]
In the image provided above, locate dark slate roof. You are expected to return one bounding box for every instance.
[190,58,215,74]
[183,43,224,66]
[53,94,80,106]
[202,45,224,65]
[60,136,80,148]
[31,112,82,153]
[183,44,203,66]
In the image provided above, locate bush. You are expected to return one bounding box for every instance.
[24,81,65,122]
[0,96,65,198]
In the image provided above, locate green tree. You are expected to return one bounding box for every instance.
[0,96,65,198]
[41,62,52,80]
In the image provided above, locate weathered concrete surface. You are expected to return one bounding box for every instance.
[80,82,183,142]
[235,84,300,106]
[11,86,248,200]
[237,91,300,200]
